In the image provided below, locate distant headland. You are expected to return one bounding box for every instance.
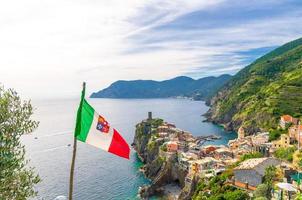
[90,74,232,101]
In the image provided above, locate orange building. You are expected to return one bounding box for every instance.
[166,141,178,152]
[280,115,298,129]
[204,145,217,154]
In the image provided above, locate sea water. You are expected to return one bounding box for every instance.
[21,98,236,200]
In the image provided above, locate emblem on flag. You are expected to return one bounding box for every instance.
[96,115,110,133]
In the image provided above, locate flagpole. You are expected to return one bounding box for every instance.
[69,134,77,200]
[69,82,86,200]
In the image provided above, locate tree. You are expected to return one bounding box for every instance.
[295,191,302,200]
[0,87,40,199]
[254,197,268,200]
[264,166,277,185]
[274,146,297,162]
[263,165,277,199]
[269,129,285,141]
[298,158,302,169]
[223,190,249,200]
[254,184,269,199]
[239,152,263,162]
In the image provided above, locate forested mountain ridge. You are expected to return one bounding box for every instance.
[90,74,231,100]
[206,37,302,134]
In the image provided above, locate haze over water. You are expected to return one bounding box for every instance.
[22,98,236,200]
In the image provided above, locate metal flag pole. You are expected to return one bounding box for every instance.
[69,82,86,200]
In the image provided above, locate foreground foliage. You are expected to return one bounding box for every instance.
[0,87,40,199]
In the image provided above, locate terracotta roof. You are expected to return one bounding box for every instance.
[281,115,293,122]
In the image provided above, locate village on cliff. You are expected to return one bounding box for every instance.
[133,112,302,200]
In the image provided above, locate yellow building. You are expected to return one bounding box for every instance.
[272,134,291,148]
[188,158,219,175]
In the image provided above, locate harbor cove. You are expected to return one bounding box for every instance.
[21,98,236,200]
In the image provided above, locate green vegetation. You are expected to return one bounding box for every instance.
[90,75,232,100]
[147,134,160,152]
[155,156,165,166]
[239,152,263,162]
[254,184,270,199]
[135,123,147,140]
[296,151,302,169]
[160,144,167,152]
[147,140,156,151]
[150,118,164,128]
[0,87,40,199]
[268,128,287,141]
[295,191,302,200]
[135,118,163,140]
[274,146,297,162]
[252,166,277,200]
[254,197,268,200]
[264,166,277,199]
[209,37,302,132]
[192,175,249,200]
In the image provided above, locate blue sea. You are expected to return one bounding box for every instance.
[21,98,236,200]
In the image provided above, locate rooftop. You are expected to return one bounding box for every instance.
[189,157,218,164]
[215,148,232,153]
[281,115,293,122]
[166,141,178,145]
[235,158,268,170]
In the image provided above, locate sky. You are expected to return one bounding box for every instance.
[0,0,302,99]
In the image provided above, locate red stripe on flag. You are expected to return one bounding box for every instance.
[108,129,130,159]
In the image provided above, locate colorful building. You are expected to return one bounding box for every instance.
[166,141,178,152]
[188,157,219,175]
[280,115,298,129]
[272,134,291,149]
[289,125,302,143]
[214,147,233,159]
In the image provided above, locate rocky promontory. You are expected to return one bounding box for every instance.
[132,113,201,199]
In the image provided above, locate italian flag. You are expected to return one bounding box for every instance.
[74,86,130,159]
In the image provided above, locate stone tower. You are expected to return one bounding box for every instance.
[238,126,245,139]
[148,112,152,121]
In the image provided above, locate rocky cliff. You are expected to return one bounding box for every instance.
[132,118,197,199]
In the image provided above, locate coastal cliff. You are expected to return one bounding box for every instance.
[205,37,302,135]
[132,116,198,199]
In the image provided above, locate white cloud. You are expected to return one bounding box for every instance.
[0,0,301,99]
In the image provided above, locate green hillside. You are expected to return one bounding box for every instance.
[206,37,302,134]
[90,74,231,100]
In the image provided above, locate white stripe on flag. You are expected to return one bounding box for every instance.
[85,112,114,151]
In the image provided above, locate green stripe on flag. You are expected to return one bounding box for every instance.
[75,99,95,142]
